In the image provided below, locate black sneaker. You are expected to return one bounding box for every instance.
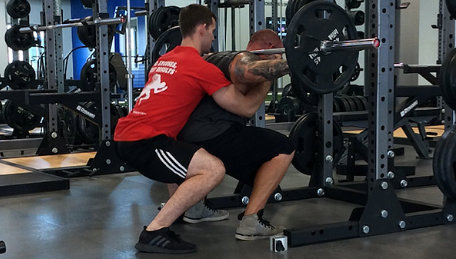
[135,226,196,254]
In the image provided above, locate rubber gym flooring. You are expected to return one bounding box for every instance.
[1,145,456,258]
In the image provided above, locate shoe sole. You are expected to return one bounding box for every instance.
[183,214,229,224]
[235,233,275,241]
[135,243,196,254]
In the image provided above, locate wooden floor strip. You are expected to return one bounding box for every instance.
[3,152,96,170]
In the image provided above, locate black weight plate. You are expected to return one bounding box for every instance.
[440,127,456,200]
[338,96,351,112]
[5,25,35,51]
[440,48,456,110]
[77,102,98,144]
[275,96,301,122]
[289,112,344,175]
[345,0,362,9]
[285,1,358,94]
[149,7,163,39]
[7,0,31,19]
[77,24,115,49]
[359,96,368,110]
[351,95,364,111]
[58,107,79,146]
[285,0,295,26]
[149,6,180,40]
[3,100,41,134]
[350,62,361,81]
[282,83,294,98]
[80,59,117,91]
[286,0,320,26]
[344,96,357,112]
[433,125,456,200]
[334,96,345,112]
[4,61,36,89]
[446,0,456,18]
[289,113,316,174]
[333,97,341,112]
[151,26,182,65]
[348,10,365,26]
[77,103,121,144]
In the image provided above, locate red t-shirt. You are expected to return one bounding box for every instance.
[114,46,231,141]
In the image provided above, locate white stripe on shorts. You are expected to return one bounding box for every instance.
[154,149,186,179]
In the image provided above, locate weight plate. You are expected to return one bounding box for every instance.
[77,24,115,49]
[151,26,182,65]
[282,83,294,98]
[289,112,344,175]
[149,6,180,40]
[3,100,42,135]
[351,96,363,111]
[433,125,456,200]
[4,61,36,89]
[285,1,358,94]
[80,59,117,91]
[5,25,35,51]
[344,96,357,112]
[440,48,456,110]
[275,96,301,122]
[7,0,31,19]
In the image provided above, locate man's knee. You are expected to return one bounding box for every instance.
[188,148,225,182]
[274,151,295,164]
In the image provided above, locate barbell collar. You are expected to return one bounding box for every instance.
[319,38,380,54]
[19,17,126,33]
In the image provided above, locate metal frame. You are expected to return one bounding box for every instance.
[37,0,68,155]
[208,0,456,248]
[439,0,456,128]
[249,0,266,128]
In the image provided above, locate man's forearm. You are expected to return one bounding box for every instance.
[232,52,289,83]
[247,59,290,81]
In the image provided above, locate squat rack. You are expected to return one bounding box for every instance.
[204,0,456,248]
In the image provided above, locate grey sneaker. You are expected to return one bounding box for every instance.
[235,210,283,240]
[183,200,229,224]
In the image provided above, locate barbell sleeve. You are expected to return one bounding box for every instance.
[249,48,285,55]
[19,17,126,33]
[320,38,380,54]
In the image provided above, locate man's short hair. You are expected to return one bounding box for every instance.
[179,4,217,38]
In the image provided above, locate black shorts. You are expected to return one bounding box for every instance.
[116,135,200,184]
[195,124,294,185]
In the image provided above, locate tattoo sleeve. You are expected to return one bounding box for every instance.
[233,52,290,82]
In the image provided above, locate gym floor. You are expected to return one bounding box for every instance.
[1,145,456,259]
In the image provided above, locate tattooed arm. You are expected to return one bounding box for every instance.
[230,51,289,85]
[211,52,288,118]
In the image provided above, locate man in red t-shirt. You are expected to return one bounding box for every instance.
[115,4,290,254]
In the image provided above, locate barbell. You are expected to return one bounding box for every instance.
[19,16,125,33]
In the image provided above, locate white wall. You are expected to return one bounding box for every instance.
[418,0,439,85]
[0,0,8,74]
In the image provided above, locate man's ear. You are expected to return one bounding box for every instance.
[196,23,206,36]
